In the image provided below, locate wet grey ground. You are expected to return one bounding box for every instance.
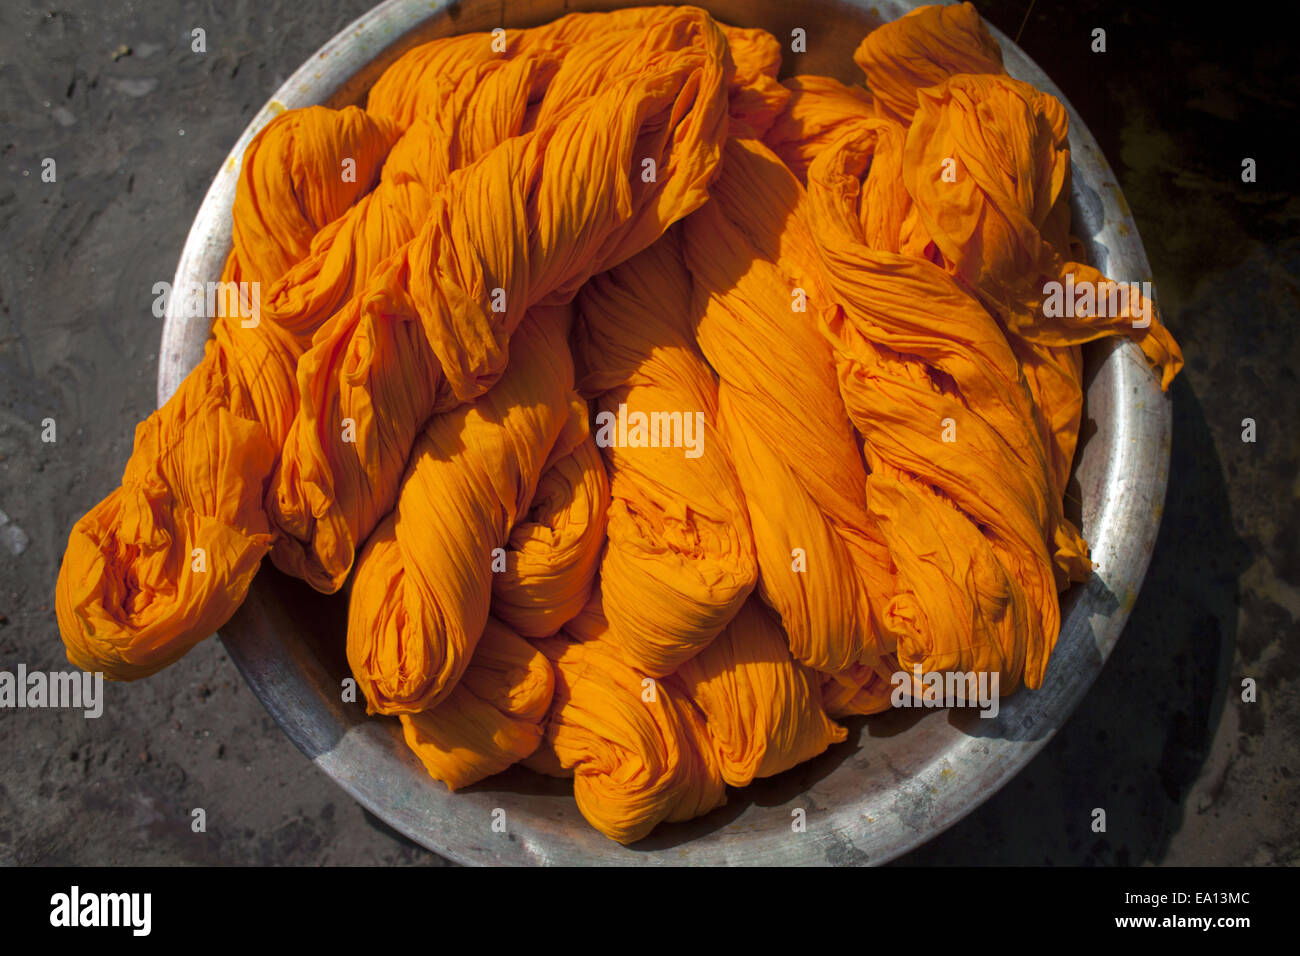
[1,0,1295,865]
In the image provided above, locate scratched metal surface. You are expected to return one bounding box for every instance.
[154,0,1172,865]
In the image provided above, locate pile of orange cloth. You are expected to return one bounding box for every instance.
[55,3,1182,844]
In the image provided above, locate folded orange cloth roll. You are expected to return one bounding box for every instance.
[853,1,1004,125]
[367,9,786,138]
[805,126,1064,689]
[56,105,399,679]
[399,618,555,791]
[366,36,558,137]
[530,594,727,845]
[683,135,894,677]
[490,410,609,640]
[764,75,876,183]
[269,9,732,593]
[255,118,460,343]
[227,105,401,292]
[901,74,1184,386]
[900,72,1182,581]
[674,598,847,787]
[345,307,579,715]
[574,229,757,677]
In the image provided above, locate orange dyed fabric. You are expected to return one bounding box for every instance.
[685,135,895,679]
[268,9,731,593]
[529,595,727,845]
[56,5,1182,845]
[675,598,848,787]
[853,1,1004,125]
[345,307,587,715]
[56,105,399,679]
[400,618,555,791]
[574,228,757,677]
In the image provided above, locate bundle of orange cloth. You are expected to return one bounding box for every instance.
[55,3,1182,844]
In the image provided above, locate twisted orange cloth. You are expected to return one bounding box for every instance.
[685,135,895,679]
[853,1,1004,125]
[345,306,584,715]
[765,75,875,182]
[56,105,399,679]
[490,422,608,641]
[807,121,1065,689]
[56,4,1183,845]
[529,594,727,845]
[399,617,555,791]
[676,597,848,786]
[268,8,731,594]
[574,228,757,678]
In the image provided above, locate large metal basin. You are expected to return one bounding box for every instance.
[157,0,1173,865]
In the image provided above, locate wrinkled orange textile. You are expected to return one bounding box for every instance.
[346,307,583,715]
[56,105,399,679]
[227,106,401,291]
[255,117,456,342]
[490,422,609,640]
[899,74,1182,585]
[574,229,757,677]
[902,76,1182,374]
[529,596,727,845]
[56,4,1184,846]
[399,618,554,791]
[853,1,1004,125]
[269,8,731,594]
[805,122,1064,689]
[684,135,894,680]
[367,9,785,138]
[765,75,876,182]
[675,598,847,786]
[717,24,789,136]
[54,63,565,678]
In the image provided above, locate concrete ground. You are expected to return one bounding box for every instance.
[1,0,1295,865]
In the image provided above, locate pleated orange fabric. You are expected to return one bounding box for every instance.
[256,117,465,343]
[399,618,555,791]
[56,105,399,679]
[683,135,894,679]
[853,1,1004,124]
[899,73,1182,582]
[806,124,1065,690]
[674,598,847,786]
[716,23,789,136]
[490,417,609,639]
[367,10,785,138]
[845,2,1097,571]
[900,75,1183,384]
[365,35,557,136]
[530,595,727,845]
[574,228,757,677]
[54,58,569,678]
[269,9,731,593]
[345,307,579,715]
[227,105,401,292]
[764,75,876,182]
